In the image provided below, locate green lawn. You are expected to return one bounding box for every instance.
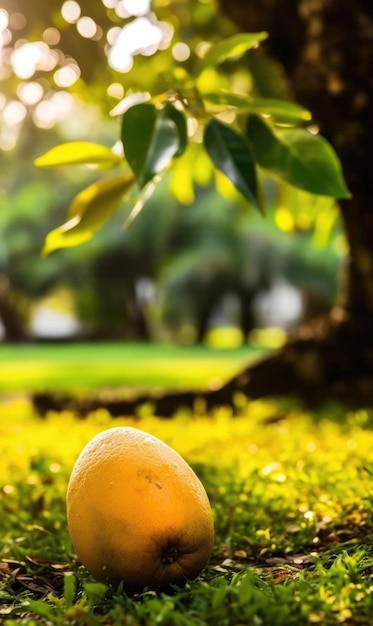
[0,350,372,625]
[0,342,263,394]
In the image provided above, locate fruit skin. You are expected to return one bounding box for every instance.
[66,426,214,592]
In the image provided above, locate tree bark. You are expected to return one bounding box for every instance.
[0,275,27,343]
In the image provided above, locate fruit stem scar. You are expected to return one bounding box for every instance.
[161,546,179,565]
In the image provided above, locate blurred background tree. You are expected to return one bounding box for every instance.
[0,0,344,350]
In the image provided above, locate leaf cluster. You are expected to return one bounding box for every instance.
[35,32,351,255]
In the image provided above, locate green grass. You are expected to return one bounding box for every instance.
[0,343,263,394]
[1,393,373,625]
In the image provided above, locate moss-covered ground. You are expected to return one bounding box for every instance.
[1,389,373,625]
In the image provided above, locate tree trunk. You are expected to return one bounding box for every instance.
[0,275,27,343]
[32,0,373,416]
[208,0,373,406]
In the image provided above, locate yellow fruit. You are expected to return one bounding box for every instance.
[66,426,214,592]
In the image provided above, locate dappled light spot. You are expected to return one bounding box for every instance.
[205,326,244,349]
[195,41,211,58]
[54,63,81,87]
[261,461,282,476]
[26,474,38,485]
[108,16,173,72]
[33,91,75,128]
[308,125,319,136]
[29,306,82,340]
[33,101,59,129]
[0,29,11,50]
[0,127,18,151]
[303,510,314,521]
[9,12,27,30]
[306,441,317,452]
[108,43,133,73]
[118,0,152,18]
[11,42,46,79]
[76,16,98,39]
[2,100,26,126]
[107,82,124,99]
[249,327,287,350]
[11,41,57,79]
[49,463,61,474]
[207,377,223,391]
[253,282,303,329]
[186,117,198,137]
[17,81,44,105]
[0,9,9,32]
[43,27,61,46]
[106,26,121,46]
[0,0,178,143]
[172,42,191,62]
[61,1,81,24]
[3,484,14,495]
[275,208,295,232]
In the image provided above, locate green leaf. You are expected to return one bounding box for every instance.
[203,118,259,208]
[198,32,268,73]
[162,103,188,157]
[34,142,123,168]
[121,103,180,188]
[203,92,311,124]
[24,600,54,620]
[63,572,76,608]
[247,115,351,198]
[83,581,109,602]
[42,174,135,255]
